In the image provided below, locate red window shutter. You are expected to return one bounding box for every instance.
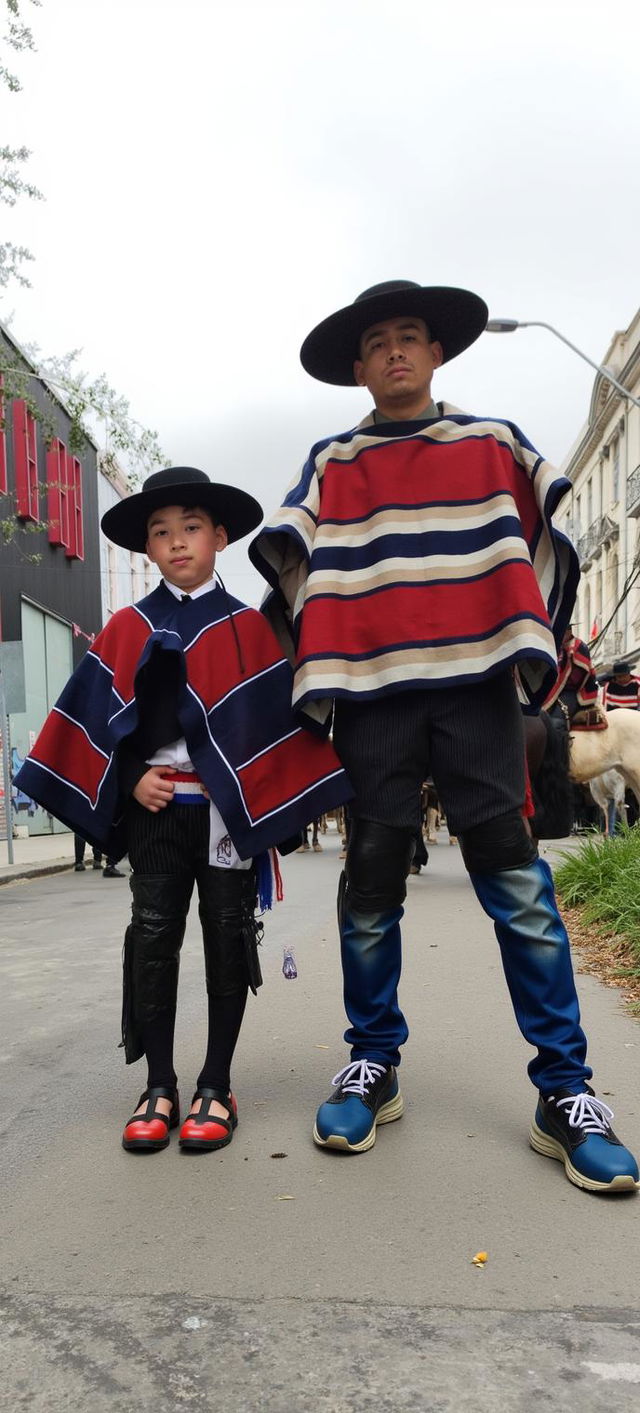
[0,375,7,495]
[46,439,70,547]
[65,454,84,560]
[12,399,39,520]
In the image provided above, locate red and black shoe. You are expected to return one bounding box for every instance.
[179,1087,238,1152]
[121,1085,180,1153]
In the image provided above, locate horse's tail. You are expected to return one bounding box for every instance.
[530,711,575,839]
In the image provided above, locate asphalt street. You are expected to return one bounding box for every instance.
[1,826,640,1411]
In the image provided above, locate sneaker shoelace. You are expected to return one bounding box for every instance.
[331,1059,388,1096]
[554,1092,614,1134]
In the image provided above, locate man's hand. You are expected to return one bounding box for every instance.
[133,767,175,813]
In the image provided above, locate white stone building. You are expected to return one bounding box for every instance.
[98,462,158,622]
[556,306,640,672]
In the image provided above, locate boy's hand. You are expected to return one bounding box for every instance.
[133,767,175,812]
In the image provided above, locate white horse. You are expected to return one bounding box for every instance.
[525,708,640,839]
[587,768,627,836]
[568,709,640,807]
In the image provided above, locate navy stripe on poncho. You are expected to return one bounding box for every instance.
[249,405,579,730]
[15,582,352,861]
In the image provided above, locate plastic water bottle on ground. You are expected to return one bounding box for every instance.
[282,947,298,979]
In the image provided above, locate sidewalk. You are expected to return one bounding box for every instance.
[0,829,76,886]
[1,823,639,1412]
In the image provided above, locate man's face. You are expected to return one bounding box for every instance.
[353,316,443,415]
[614,672,632,684]
[145,504,227,591]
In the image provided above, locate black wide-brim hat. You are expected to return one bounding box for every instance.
[101,467,263,553]
[599,660,636,682]
[300,280,489,386]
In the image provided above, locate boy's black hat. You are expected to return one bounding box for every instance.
[300,279,488,386]
[101,466,263,553]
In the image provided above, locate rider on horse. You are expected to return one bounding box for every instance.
[542,624,600,725]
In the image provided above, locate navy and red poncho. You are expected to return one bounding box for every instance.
[15,582,352,862]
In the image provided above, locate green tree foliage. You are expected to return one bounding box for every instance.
[0,0,43,289]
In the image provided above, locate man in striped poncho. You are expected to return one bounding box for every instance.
[250,279,639,1194]
[542,624,600,722]
[601,660,640,711]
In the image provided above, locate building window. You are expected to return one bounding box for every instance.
[12,399,39,520]
[131,552,146,601]
[107,542,118,614]
[46,439,70,547]
[612,441,620,502]
[593,461,601,521]
[594,568,602,624]
[607,553,618,617]
[0,374,7,495]
[65,455,84,560]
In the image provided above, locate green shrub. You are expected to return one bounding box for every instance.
[554,826,640,961]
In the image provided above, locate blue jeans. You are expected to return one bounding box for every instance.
[340,859,591,1094]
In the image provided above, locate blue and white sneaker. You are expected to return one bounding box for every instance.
[313,1059,403,1153]
[529,1086,639,1193]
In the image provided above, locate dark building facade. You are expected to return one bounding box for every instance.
[1,322,103,835]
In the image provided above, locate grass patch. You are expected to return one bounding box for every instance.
[555,826,640,956]
[554,826,640,1012]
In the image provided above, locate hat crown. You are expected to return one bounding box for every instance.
[613,660,633,674]
[141,466,211,494]
[355,280,421,305]
[300,281,487,386]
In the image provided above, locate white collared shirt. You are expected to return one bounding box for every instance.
[146,575,250,868]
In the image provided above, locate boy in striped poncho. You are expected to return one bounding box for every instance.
[250,279,638,1194]
[16,467,351,1155]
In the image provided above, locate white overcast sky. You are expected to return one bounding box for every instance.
[2,0,640,604]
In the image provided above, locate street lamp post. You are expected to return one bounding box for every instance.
[485,318,640,410]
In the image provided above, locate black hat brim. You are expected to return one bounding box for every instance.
[300,285,488,386]
[101,478,263,553]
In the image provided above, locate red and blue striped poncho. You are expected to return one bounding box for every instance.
[14,582,352,861]
[249,405,579,730]
[603,677,640,710]
[541,636,599,711]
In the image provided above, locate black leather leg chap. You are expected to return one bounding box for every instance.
[198,867,263,997]
[122,874,191,1064]
[459,809,538,874]
[345,819,416,912]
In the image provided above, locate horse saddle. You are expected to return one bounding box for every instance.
[569,706,608,732]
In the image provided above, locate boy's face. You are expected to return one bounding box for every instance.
[145,504,227,592]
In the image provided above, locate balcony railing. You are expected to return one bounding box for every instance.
[576,528,594,565]
[627,465,640,517]
[576,515,619,565]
